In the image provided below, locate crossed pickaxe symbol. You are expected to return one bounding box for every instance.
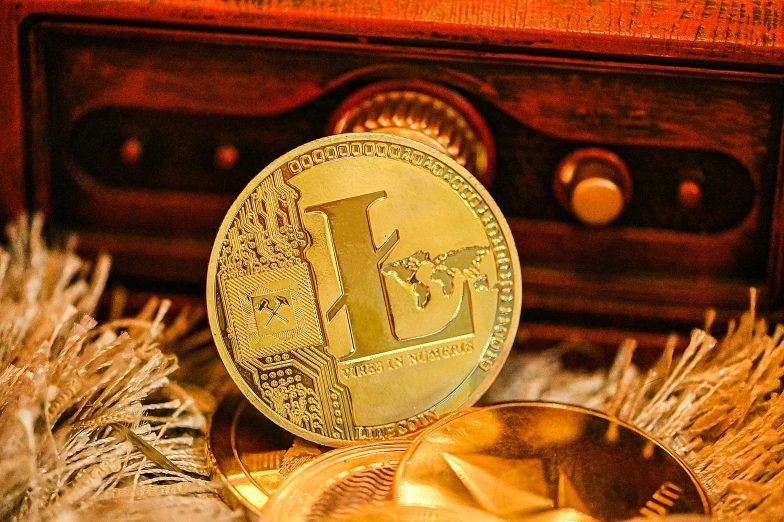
[254,295,290,327]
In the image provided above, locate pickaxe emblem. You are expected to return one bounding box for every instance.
[254,295,290,328]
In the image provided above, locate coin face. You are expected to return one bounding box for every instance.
[207,133,522,446]
[208,389,326,513]
[395,403,713,521]
[263,441,409,521]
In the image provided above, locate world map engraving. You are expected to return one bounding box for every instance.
[381,246,490,309]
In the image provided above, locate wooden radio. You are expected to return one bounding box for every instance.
[2,0,784,348]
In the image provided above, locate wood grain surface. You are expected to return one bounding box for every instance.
[2,0,783,224]
[2,0,784,64]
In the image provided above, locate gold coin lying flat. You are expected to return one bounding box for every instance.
[395,402,713,521]
[263,441,409,521]
[207,133,522,446]
[208,388,325,513]
[345,502,506,522]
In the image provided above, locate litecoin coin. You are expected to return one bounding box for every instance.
[208,388,326,513]
[263,441,409,521]
[395,402,713,521]
[207,133,522,446]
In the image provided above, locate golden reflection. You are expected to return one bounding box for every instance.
[230,479,271,508]
[395,403,712,521]
[345,502,506,522]
[208,389,326,513]
[262,441,408,521]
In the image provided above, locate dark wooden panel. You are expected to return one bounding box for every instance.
[19,21,783,330]
[1,0,783,344]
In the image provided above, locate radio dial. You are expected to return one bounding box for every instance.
[554,148,632,227]
[329,81,494,186]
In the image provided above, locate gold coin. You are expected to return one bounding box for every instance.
[262,441,409,521]
[395,402,714,521]
[344,502,506,522]
[208,388,325,513]
[207,133,521,446]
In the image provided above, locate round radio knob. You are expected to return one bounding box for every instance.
[554,148,632,227]
[119,137,143,166]
[328,81,495,186]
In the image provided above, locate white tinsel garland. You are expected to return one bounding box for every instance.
[0,215,237,522]
[1,214,782,521]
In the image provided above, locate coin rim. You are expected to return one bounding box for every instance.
[206,132,522,446]
[393,401,715,519]
[207,390,274,515]
[262,440,410,521]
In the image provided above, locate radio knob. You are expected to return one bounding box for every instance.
[328,81,494,186]
[214,144,240,171]
[119,137,143,166]
[554,148,632,227]
[677,179,703,209]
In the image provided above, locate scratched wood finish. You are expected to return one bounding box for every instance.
[3,0,783,224]
[4,1,784,62]
[2,0,784,345]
